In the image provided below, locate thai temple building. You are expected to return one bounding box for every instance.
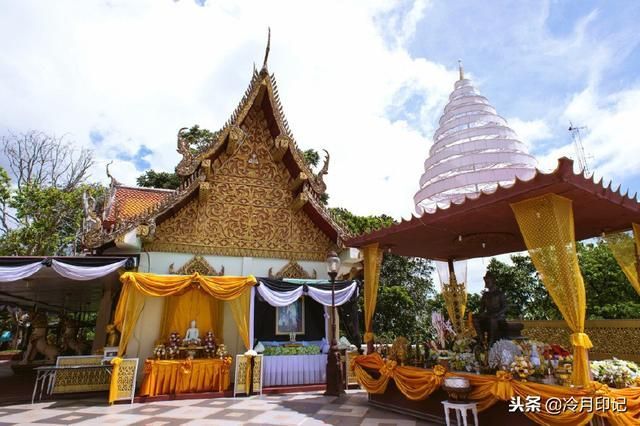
[414,63,537,214]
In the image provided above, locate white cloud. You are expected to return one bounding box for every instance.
[0,0,456,219]
[507,117,552,151]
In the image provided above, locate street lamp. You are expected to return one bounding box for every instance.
[324,251,345,396]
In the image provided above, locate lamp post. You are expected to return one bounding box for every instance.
[324,251,345,396]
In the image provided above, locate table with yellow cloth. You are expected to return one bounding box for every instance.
[139,358,231,396]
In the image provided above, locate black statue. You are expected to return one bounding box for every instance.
[473,272,507,345]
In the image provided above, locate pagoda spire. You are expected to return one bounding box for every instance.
[414,68,537,213]
[261,27,271,72]
[458,59,464,80]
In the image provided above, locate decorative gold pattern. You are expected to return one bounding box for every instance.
[252,354,263,393]
[148,108,336,261]
[112,358,138,401]
[520,320,640,362]
[168,255,224,276]
[268,261,317,279]
[53,356,110,394]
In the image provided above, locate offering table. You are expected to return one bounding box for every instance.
[139,358,230,397]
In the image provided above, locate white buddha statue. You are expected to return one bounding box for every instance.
[184,320,200,342]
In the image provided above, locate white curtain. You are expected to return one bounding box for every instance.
[256,280,358,307]
[0,262,43,282]
[51,259,128,281]
[307,282,357,307]
[256,284,304,307]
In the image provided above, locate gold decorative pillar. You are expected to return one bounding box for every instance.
[511,193,592,386]
[438,260,467,334]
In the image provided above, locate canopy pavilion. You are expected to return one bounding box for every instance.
[347,157,640,425]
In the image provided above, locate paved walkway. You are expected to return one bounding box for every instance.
[0,390,439,426]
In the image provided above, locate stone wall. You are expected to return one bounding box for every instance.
[518,320,640,362]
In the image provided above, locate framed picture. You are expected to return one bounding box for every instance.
[276,298,305,335]
[103,346,119,361]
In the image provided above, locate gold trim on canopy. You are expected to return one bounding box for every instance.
[511,193,592,386]
[114,272,256,355]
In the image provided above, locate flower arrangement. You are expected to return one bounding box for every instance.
[215,343,228,359]
[510,356,534,381]
[153,344,166,359]
[488,339,522,369]
[451,352,478,372]
[263,345,321,356]
[430,311,456,350]
[167,331,181,359]
[542,344,570,361]
[203,331,217,358]
[591,359,640,388]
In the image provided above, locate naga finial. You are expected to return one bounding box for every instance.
[262,27,271,71]
[314,149,330,195]
[105,161,121,187]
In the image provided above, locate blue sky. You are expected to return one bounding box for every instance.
[1,0,639,291]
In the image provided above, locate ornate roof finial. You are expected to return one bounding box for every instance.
[106,161,121,187]
[458,59,464,81]
[261,27,271,71]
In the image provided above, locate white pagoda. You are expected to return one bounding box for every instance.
[414,63,537,213]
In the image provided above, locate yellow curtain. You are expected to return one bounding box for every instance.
[510,193,592,386]
[362,243,383,344]
[108,356,122,404]
[114,272,256,355]
[605,227,640,296]
[228,288,252,350]
[119,272,256,299]
[115,284,146,356]
[160,288,224,343]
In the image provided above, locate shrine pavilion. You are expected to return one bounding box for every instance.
[0,42,362,401]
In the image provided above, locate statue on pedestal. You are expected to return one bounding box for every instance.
[184,320,200,344]
[473,272,507,346]
[106,323,120,347]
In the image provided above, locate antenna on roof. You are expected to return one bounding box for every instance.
[568,121,590,175]
[458,59,464,80]
[262,27,271,71]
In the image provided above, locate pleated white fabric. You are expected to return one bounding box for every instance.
[262,354,327,386]
[0,262,43,282]
[306,283,357,307]
[51,259,128,281]
[414,75,537,213]
[256,281,358,307]
[256,284,304,307]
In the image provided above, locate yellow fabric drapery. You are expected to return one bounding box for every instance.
[160,288,224,342]
[605,227,640,297]
[228,288,252,350]
[114,272,256,355]
[108,356,123,404]
[362,243,383,344]
[510,193,592,386]
[352,353,640,425]
[139,358,231,396]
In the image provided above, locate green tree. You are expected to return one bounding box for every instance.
[579,241,640,319]
[136,170,181,190]
[331,207,436,340]
[302,149,320,168]
[180,125,216,153]
[0,132,98,255]
[485,255,560,320]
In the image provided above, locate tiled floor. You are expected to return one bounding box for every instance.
[0,390,440,425]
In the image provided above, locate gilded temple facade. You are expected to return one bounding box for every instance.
[82,59,356,361]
